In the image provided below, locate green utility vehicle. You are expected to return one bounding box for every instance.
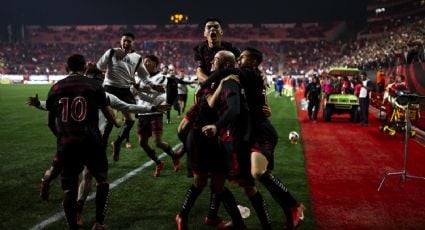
[323,67,360,122]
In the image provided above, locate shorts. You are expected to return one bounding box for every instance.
[57,141,108,190]
[137,114,163,138]
[104,85,135,104]
[250,119,278,170]
[178,94,188,102]
[186,129,225,175]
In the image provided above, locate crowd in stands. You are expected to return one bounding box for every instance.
[0,8,424,76]
[330,15,424,70]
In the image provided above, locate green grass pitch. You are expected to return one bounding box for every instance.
[0,84,315,229]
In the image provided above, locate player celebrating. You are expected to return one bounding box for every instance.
[46,54,114,230]
[132,55,181,177]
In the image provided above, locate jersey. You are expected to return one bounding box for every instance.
[193,41,240,76]
[133,71,167,116]
[46,73,108,144]
[97,48,150,89]
[239,66,268,122]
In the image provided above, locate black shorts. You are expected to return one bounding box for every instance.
[178,94,187,102]
[186,129,225,175]
[250,119,278,171]
[57,141,108,190]
[104,85,135,104]
[137,114,163,138]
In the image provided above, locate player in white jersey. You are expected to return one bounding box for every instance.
[131,55,182,177]
[97,32,163,162]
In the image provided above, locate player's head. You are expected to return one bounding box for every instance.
[203,18,223,44]
[238,47,263,68]
[120,32,135,52]
[66,54,86,73]
[211,50,235,72]
[143,55,160,74]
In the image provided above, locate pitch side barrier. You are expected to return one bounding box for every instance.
[0,74,67,84]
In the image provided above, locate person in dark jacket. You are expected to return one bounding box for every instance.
[304,76,322,122]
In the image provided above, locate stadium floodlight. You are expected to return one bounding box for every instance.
[170,13,189,24]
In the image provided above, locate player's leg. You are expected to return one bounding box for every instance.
[176,173,208,229]
[86,146,109,229]
[76,166,92,227]
[40,156,62,200]
[151,115,181,172]
[244,185,272,230]
[211,173,245,229]
[252,152,304,229]
[137,117,165,176]
[61,162,83,230]
[112,111,135,157]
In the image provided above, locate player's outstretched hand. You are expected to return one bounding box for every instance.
[114,48,127,60]
[202,125,217,137]
[262,105,272,117]
[27,93,40,107]
[154,104,171,113]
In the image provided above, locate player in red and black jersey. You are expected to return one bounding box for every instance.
[176,51,246,230]
[46,54,115,230]
[175,19,241,226]
[193,17,240,84]
[239,48,305,229]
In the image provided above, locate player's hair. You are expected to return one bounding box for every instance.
[144,55,159,66]
[243,47,263,64]
[67,54,86,72]
[122,32,135,40]
[203,17,222,27]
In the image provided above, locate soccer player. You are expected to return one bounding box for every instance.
[132,55,181,177]
[177,70,192,115]
[203,47,305,229]
[193,18,240,84]
[176,50,246,230]
[176,18,241,225]
[46,54,114,230]
[97,32,163,162]
[165,68,194,124]
[239,48,305,229]
[28,65,168,227]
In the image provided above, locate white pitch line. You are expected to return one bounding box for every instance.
[30,144,181,230]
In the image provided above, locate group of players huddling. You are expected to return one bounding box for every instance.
[29,18,305,230]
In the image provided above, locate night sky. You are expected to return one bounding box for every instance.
[2,0,367,25]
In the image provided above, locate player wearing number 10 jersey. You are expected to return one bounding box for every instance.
[46,54,114,230]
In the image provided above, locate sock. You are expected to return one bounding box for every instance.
[259,172,297,222]
[177,132,188,156]
[115,120,135,146]
[63,188,78,229]
[95,183,109,225]
[180,185,203,218]
[219,187,244,228]
[165,146,177,159]
[76,199,85,214]
[206,192,221,219]
[144,148,160,164]
[249,192,272,230]
[166,110,171,122]
[102,122,114,150]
